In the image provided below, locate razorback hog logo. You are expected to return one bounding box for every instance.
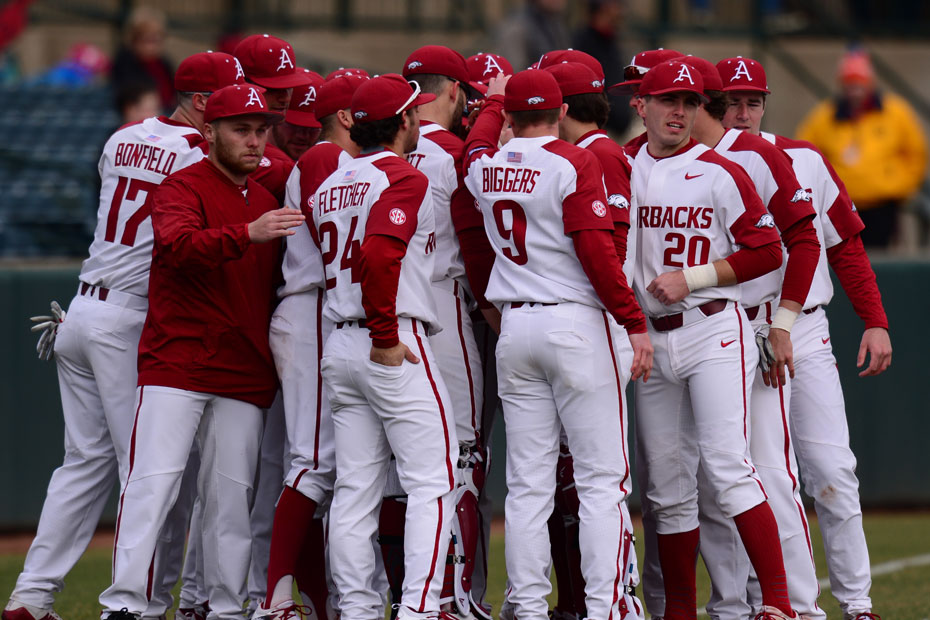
[591,200,607,218]
[259,156,271,168]
[755,213,775,228]
[527,96,545,105]
[592,80,604,88]
[607,193,630,210]
[353,110,368,119]
[407,61,424,70]
[791,188,813,203]
[389,208,407,225]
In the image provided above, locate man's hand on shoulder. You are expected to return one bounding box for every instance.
[248,207,305,243]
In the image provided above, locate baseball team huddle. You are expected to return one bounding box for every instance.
[10,31,893,620]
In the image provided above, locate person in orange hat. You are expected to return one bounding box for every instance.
[797,47,927,248]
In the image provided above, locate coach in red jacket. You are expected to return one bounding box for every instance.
[99,84,305,620]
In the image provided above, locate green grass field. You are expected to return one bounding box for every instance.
[2,512,928,620]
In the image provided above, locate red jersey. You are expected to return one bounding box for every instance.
[138,159,282,408]
[250,142,295,205]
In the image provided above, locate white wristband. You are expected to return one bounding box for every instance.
[770,306,799,333]
[682,263,718,292]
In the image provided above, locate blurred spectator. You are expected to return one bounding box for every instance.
[116,81,161,124]
[29,42,110,86]
[493,0,570,71]
[572,0,631,135]
[0,0,33,84]
[111,6,174,111]
[797,47,928,248]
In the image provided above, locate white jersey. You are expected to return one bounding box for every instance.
[312,149,440,331]
[630,141,779,317]
[80,116,205,297]
[463,135,614,308]
[279,142,352,297]
[406,122,468,286]
[761,132,865,309]
[713,129,814,308]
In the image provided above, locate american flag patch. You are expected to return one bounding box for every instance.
[341,169,358,183]
[145,134,162,143]
[506,152,523,164]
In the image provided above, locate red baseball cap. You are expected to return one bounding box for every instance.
[204,84,284,124]
[538,49,605,83]
[234,34,309,89]
[716,56,770,93]
[286,69,324,128]
[543,62,604,97]
[468,52,514,86]
[504,69,563,112]
[403,45,483,93]
[351,74,436,124]
[325,67,370,80]
[670,55,723,92]
[175,51,245,93]
[316,73,369,119]
[637,61,709,102]
[608,48,683,95]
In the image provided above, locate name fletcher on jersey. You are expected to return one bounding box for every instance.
[316,180,372,214]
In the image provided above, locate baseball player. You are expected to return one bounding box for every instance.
[401,45,489,620]
[252,72,369,620]
[719,55,891,620]
[463,69,652,620]
[627,60,796,620]
[312,74,458,620]
[272,68,324,161]
[6,52,243,620]
[98,84,301,620]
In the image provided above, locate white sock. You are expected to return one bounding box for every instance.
[270,575,294,607]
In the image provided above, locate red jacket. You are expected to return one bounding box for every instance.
[138,158,281,408]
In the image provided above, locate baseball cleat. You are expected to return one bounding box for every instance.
[173,605,207,620]
[845,613,881,620]
[104,609,140,620]
[3,601,63,620]
[251,601,311,620]
[753,607,799,620]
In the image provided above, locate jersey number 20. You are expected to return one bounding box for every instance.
[663,232,710,268]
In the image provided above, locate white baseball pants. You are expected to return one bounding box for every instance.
[99,386,263,620]
[790,308,872,616]
[323,321,457,620]
[496,302,638,620]
[11,290,145,610]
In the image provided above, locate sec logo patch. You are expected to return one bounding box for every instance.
[389,208,407,225]
[306,195,314,209]
[592,200,607,217]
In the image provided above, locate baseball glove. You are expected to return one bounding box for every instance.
[30,300,65,361]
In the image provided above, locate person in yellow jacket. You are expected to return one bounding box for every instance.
[797,47,927,248]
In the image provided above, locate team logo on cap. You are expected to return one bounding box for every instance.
[673,63,695,85]
[527,96,545,105]
[592,80,604,88]
[277,48,295,72]
[300,86,317,107]
[407,61,423,70]
[591,200,607,218]
[353,110,368,119]
[389,208,407,225]
[234,58,245,81]
[607,193,629,210]
[246,87,264,108]
[483,55,503,76]
[730,59,752,82]
[791,188,813,203]
[755,214,775,228]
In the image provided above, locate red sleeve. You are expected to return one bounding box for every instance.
[451,171,484,234]
[613,221,628,265]
[298,143,343,219]
[778,216,820,305]
[724,241,783,283]
[463,95,504,174]
[366,163,428,244]
[360,234,406,348]
[541,142,614,234]
[572,228,646,333]
[826,235,889,330]
[456,226,496,310]
[821,155,866,242]
[588,139,632,227]
[151,176,251,271]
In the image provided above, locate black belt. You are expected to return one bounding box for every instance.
[508,301,558,309]
[335,319,368,329]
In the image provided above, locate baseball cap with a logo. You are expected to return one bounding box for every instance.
[204,84,284,123]
[402,45,483,94]
[670,55,723,92]
[468,53,514,87]
[504,69,563,112]
[326,67,370,80]
[315,73,370,120]
[543,62,604,97]
[716,56,770,93]
[175,51,245,93]
[351,74,436,124]
[538,49,605,84]
[608,48,683,95]
[234,34,309,89]
[285,69,324,128]
[637,61,709,103]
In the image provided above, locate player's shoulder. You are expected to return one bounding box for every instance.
[696,146,758,194]
[371,153,430,190]
[262,143,295,167]
[623,131,648,158]
[584,134,630,168]
[419,125,464,160]
[542,138,600,171]
[297,141,344,171]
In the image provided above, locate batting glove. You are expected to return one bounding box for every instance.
[755,329,776,375]
[30,300,66,361]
